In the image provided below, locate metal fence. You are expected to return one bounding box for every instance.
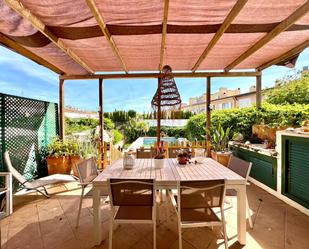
[0,93,59,190]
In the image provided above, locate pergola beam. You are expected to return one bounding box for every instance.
[0,32,63,75]
[225,1,309,71]
[60,71,261,80]
[206,77,211,157]
[159,0,169,70]
[256,73,262,109]
[257,40,309,71]
[4,0,94,74]
[192,0,248,72]
[98,79,104,169]
[87,0,128,73]
[59,79,65,139]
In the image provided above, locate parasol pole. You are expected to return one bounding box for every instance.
[156,77,161,147]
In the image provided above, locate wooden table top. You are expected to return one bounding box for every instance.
[93,158,245,187]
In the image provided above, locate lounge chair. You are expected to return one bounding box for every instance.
[4,151,77,198]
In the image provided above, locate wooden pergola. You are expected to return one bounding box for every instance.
[1,0,309,156]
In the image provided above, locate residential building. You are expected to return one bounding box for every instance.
[182,86,265,113]
[65,106,98,119]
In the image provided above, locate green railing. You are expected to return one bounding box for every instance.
[0,93,59,190]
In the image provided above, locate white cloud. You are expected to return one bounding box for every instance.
[0,47,58,86]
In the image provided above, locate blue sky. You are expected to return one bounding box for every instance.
[0,46,309,113]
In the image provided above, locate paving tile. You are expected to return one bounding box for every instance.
[5,182,309,249]
[285,213,309,249]
[111,224,142,249]
[169,239,197,249]
[130,237,154,249]
[53,237,82,249]
[6,222,43,249]
[182,227,218,249]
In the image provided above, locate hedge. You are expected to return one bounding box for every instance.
[185,103,309,140]
[146,126,186,138]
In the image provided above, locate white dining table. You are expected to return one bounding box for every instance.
[92,158,247,245]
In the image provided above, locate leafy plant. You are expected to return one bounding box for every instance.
[186,103,309,140]
[154,141,166,159]
[266,72,309,105]
[146,126,185,138]
[123,118,149,143]
[113,129,123,144]
[206,124,231,152]
[47,137,79,157]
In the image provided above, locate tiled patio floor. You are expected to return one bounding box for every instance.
[1,182,308,249]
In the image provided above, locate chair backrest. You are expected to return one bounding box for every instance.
[75,157,98,184]
[168,148,190,158]
[178,179,226,209]
[136,148,154,159]
[108,178,154,207]
[4,151,32,188]
[228,155,252,180]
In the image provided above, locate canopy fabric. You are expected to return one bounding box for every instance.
[0,0,309,75]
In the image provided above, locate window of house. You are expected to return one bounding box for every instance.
[222,102,231,109]
[239,98,252,108]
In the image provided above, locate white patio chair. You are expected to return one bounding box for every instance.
[75,157,105,227]
[107,178,157,249]
[4,151,76,198]
[226,155,253,229]
[169,179,228,249]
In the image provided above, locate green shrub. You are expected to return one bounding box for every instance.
[65,117,115,135]
[185,103,309,140]
[146,126,185,138]
[185,113,206,140]
[123,118,149,143]
[104,117,114,130]
[266,73,309,105]
[113,129,123,144]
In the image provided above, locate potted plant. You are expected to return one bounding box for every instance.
[153,141,165,169]
[206,124,232,166]
[67,140,82,176]
[47,138,80,175]
[47,138,70,174]
[177,150,191,165]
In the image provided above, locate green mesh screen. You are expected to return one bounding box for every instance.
[0,93,59,190]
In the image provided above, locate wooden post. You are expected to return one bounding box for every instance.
[256,74,262,109]
[206,77,211,157]
[99,79,104,168]
[156,78,161,146]
[59,79,65,139]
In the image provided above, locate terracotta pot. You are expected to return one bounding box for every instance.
[177,156,188,165]
[47,156,71,175]
[211,151,231,166]
[70,155,82,176]
[252,124,286,142]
